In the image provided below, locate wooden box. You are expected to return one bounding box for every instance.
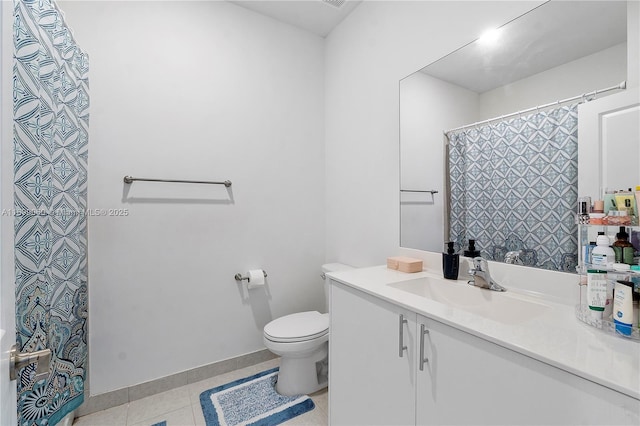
[386,256,423,273]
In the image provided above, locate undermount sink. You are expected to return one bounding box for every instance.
[388,277,550,324]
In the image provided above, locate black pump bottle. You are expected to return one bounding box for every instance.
[443,242,459,280]
[463,239,481,258]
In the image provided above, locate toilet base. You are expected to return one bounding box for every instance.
[274,342,328,396]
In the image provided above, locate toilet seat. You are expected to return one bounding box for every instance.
[264,311,329,343]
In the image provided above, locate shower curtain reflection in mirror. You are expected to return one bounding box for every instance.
[446,104,579,272]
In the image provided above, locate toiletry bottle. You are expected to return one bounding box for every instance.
[463,239,481,258]
[635,185,640,218]
[612,226,634,265]
[633,291,639,331]
[591,232,615,269]
[577,197,590,224]
[615,189,636,218]
[578,270,588,306]
[442,242,459,280]
[593,199,604,213]
[613,280,634,336]
[607,263,630,319]
[587,241,596,265]
[603,189,616,215]
[587,269,608,319]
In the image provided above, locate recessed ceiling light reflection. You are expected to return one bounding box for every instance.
[478,28,502,45]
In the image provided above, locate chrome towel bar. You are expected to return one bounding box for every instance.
[400,189,438,194]
[123,176,232,187]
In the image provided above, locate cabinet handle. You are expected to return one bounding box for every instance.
[398,314,408,357]
[419,324,430,371]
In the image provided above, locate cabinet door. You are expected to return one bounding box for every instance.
[329,281,417,426]
[416,315,640,425]
[578,89,640,198]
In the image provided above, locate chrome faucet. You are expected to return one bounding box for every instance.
[504,250,524,265]
[468,257,506,292]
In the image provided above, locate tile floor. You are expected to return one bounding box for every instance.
[72,358,328,426]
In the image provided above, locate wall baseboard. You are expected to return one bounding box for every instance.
[76,349,277,417]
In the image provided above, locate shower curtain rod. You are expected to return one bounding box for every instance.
[443,80,626,135]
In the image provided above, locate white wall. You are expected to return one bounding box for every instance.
[479,43,627,120]
[628,0,639,88]
[325,0,544,266]
[399,72,478,251]
[59,1,325,395]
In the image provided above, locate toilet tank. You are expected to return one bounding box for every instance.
[321,263,353,313]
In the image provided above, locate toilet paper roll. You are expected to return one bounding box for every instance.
[247,269,266,289]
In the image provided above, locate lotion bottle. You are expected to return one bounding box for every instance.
[442,242,459,280]
[591,233,615,268]
[587,269,608,319]
[613,280,634,336]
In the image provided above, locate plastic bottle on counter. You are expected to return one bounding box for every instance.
[587,269,608,320]
[442,242,459,280]
[463,239,481,258]
[591,232,615,269]
[607,264,630,319]
[613,280,634,336]
[612,226,634,265]
[577,197,590,224]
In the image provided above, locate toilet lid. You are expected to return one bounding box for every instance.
[264,311,329,342]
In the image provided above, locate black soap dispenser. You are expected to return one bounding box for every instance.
[443,242,459,280]
[463,239,481,258]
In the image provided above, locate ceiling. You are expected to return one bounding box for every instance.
[227,1,627,90]
[228,0,363,38]
[420,1,627,93]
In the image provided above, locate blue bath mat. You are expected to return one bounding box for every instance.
[199,367,315,426]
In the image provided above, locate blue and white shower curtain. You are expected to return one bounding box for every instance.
[13,0,89,424]
[447,104,578,272]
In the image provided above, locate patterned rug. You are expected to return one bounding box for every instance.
[199,368,315,426]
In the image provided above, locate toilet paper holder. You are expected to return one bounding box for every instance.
[234,270,268,282]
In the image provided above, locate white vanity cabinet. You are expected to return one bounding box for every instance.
[329,282,417,425]
[416,315,638,425]
[329,279,640,425]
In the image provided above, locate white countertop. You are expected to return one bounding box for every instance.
[327,265,640,401]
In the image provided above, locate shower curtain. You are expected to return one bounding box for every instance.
[13,0,89,424]
[447,104,578,272]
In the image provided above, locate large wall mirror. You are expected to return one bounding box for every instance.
[400,0,636,273]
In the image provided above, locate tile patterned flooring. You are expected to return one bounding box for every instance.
[72,358,328,426]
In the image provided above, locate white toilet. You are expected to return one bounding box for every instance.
[263,263,352,396]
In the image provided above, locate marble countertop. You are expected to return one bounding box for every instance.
[327,265,640,401]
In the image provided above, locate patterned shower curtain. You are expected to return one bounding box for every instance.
[447,104,578,272]
[13,0,89,424]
